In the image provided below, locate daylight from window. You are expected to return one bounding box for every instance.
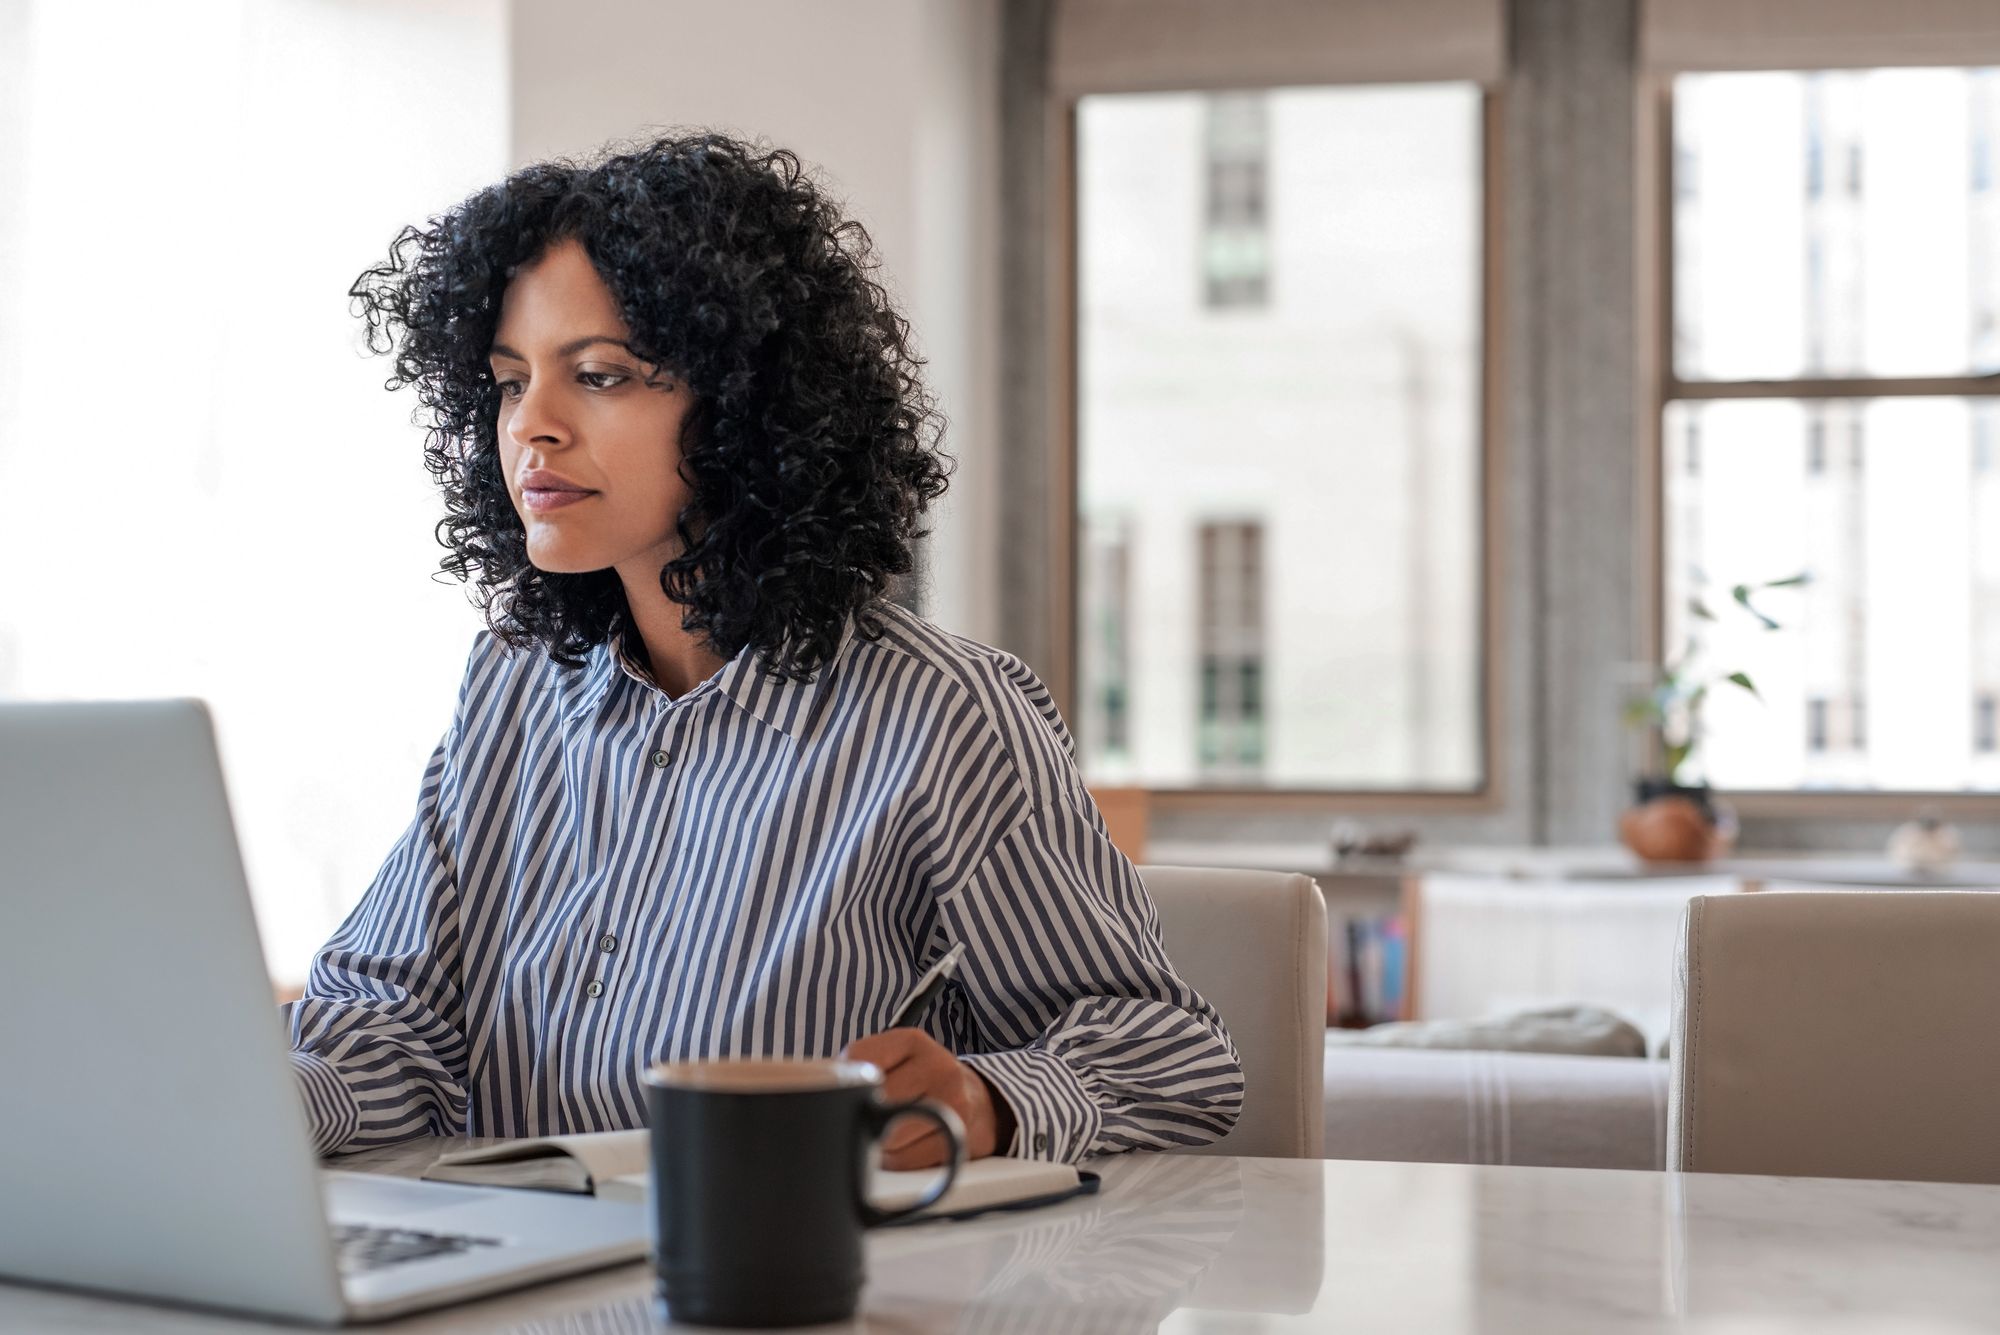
[0,1,504,979]
[1668,68,2000,791]
[1076,85,1484,790]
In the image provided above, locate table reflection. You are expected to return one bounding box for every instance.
[1667,1169,2000,1330]
[493,1153,1296,1334]
[925,1153,1245,1333]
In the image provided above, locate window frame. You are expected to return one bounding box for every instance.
[1051,87,1508,811]
[1645,72,2000,815]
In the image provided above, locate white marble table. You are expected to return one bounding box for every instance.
[4,1143,2000,1333]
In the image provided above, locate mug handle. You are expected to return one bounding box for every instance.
[858,1097,966,1226]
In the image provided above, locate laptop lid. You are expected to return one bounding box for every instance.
[0,699,347,1324]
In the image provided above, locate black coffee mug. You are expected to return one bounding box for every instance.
[641,1057,965,1328]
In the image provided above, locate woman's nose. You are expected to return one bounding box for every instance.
[506,380,571,448]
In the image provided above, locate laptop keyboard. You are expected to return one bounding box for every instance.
[332,1222,503,1275]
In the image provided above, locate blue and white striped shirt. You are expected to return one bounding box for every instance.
[284,600,1243,1162]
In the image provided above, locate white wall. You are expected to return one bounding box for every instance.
[510,0,1003,643]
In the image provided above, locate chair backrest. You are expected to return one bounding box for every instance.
[1668,890,2000,1184]
[1138,865,1328,1158]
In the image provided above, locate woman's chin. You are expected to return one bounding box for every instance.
[524,544,606,575]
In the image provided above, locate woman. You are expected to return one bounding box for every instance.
[286,131,1242,1169]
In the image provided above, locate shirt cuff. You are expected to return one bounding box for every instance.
[959,1047,1104,1164]
[289,1049,362,1158]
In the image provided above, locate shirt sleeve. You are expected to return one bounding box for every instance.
[942,792,1246,1164]
[281,717,472,1158]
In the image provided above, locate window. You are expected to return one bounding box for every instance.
[1080,519,1134,770]
[1664,67,2000,792]
[0,2,504,979]
[1196,520,1266,777]
[1202,93,1270,309]
[1075,84,1486,791]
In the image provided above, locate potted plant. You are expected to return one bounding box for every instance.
[1619,571,1807,860]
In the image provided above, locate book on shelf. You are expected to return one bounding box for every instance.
[1332,910,1407,1027]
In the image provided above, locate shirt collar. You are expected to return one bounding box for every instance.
[567,613,858,740]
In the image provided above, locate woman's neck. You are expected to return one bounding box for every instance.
[614,570,728,700]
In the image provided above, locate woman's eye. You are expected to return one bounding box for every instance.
[491,372,630,400]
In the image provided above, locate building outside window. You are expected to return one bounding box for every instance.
[1202,93,1270,309]
[1079,519,1135,771]
[1664,66,2000,792]
[1075,83,1485,791]
[1196,520,1266,777]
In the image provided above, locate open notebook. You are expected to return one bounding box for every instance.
[421,1130,1097,1222]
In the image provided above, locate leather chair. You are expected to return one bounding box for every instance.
[1138,865,1328,1158]
[1668,890,2000,1185]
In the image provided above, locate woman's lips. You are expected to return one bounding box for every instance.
[522,487,596,514]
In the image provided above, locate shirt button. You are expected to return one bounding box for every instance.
[1033,1133,1049,1155]
[598,933,618,953]
[650,749,672,769]
[585,980,605,999]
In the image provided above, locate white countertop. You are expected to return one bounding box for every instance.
[5,1142,2000,1332]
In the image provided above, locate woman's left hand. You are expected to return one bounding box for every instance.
[840,1028,1017,1169]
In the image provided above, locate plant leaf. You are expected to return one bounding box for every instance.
[1726,671,1759,699]
[1731,584,1780,630]
[1665,740,1692,783]
[1688,598,1717,622]
[1763,572,1810,589]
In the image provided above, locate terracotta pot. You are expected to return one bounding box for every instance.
[1618,792,1733,863]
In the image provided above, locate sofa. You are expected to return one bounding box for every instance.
[1322,1040,1669,1170]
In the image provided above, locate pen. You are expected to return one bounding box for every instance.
[888,941,967,1029]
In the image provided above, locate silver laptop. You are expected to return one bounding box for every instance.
[0,699,649,1324]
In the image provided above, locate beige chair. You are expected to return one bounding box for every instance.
[1668,891,2000,1185]
[1138,865,1328,1158]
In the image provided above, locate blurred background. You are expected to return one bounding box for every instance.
[5,0,1999,998]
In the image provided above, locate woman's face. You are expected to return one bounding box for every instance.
[489,237,692,579]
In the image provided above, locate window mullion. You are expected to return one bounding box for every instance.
[1669,375,2000,402]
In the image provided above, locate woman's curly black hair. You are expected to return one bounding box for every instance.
[348,130,951,678]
